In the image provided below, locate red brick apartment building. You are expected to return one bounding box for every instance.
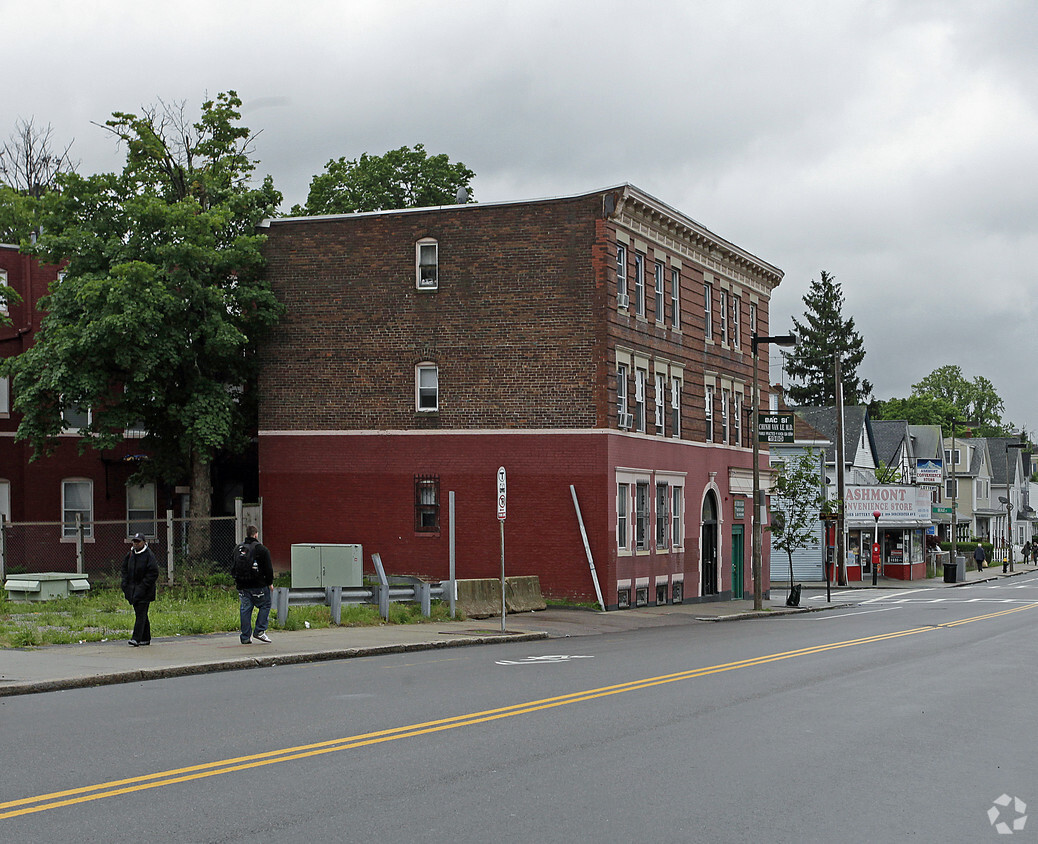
[0,245,154,562]
[257,185,784,608]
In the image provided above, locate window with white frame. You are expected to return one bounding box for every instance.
[671,268,680,329]
[0,269,8,316]
[946,478,958,499]
[670,377,681,438]
[635,481,649,551]
[654,373,665,434]
[634,368,647,432]
[416,363,438,411]
[733,392,742,446]
[617,363,630,428]
[721,389,730,444]
[705,386,714,442]
[0,375,9,415]
[0,479,10,524]
[945,448,960,466]
[655,482,670,549]
[62,479,93,537]
[416,239,438,289]
[127,482,157,538]
[749,302,757,340]
[671,485,683,548]
[719,290,729,345]
[62,401,92,432]
[732,295,741,348]
[616,244,629,308]
[654,261,665,324]
[617,482,630,550]
[704,283,713,339]
[634,253,646,317]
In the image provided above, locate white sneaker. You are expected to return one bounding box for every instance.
[254,632,272,643]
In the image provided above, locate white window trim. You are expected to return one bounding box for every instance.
[62,400,92,434]
[719,290,729,345]
[671,267,680,330]
[61,478,93,539]
[616,244,629,309]
[0,268,8,316]
[671,377,681,439]
[705,386,715,443]
[634,368,647,432]
[634,253,646,317]
[654,261,665,325]
[732,295,741,349]
[655,373,665,433]
[617,482,630,552]
[416,363,439,412]
[127,482,157,539]
[0,375,9,416]
[416,238,438,290]
[0,479,10,524]
[704,283,713,341]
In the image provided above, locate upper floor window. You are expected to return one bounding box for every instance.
[634,368,647,432]
[634,253,646,317]
[705,386,715,442]
[946,478,958,499]
[721,389,730,444]
[635,481,649,551]
[655,482,670,550]
[654,262,665,324]
[945,448,960,466]
[127,482,157,538]
[0,269,8,316]
[62,401,92,433]
[416,363,438,411]
[732,295,742,348]
[719,290,729,345]
[415,475,440,532]
[416,239,438,290]
[0,375,9,415]
[733,392,743,446]
[704,284,713,339]
[616,244,629,309]
[749,302,757,340]
[617,363,631,428]
[617,482,630,550]
[671,268,680,329]
[655,373,666,435]
[671,485,684,548]
[670,378,681,438]
[62,478,93,537]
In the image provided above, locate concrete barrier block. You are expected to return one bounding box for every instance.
[455,576,546,618]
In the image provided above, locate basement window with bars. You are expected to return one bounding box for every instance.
[415,475,440,532]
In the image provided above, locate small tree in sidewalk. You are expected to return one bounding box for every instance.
[769,448,826,604]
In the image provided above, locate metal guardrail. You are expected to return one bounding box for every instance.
[272,578,450,626]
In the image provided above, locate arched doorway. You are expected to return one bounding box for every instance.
[702,491,719,595]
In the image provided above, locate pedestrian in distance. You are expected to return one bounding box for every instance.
[232,525,274,644]
[122,532,159,647]
[973,543,985,572]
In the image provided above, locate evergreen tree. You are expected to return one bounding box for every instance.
[785,270,872,406]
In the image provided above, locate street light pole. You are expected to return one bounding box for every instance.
[751,332,797,612]
[1006,440,1027,573]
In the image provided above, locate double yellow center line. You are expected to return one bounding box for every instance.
[4,602,1035,820]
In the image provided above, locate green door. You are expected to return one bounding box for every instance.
[731,525,745,600]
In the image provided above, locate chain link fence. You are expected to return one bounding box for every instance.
[0,512,247,586]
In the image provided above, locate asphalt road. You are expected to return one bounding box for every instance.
[4,574,1038,842]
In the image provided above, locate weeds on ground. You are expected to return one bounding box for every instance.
[0,585,462,648]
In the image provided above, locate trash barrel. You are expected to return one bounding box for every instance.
[943,562,957,583]
[786,584,802,606]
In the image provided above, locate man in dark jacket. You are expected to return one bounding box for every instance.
[973,543,986,572]
[234,525,274,644]
[122,532,159,646]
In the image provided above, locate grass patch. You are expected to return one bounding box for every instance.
[0,585,464,648]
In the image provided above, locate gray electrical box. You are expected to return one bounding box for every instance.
[290,544,363,589]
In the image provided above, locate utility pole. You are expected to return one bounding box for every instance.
[835,355,847,586]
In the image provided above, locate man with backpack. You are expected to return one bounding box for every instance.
[233,525,274,644]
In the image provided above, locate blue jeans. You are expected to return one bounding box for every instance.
[239,587,271,642]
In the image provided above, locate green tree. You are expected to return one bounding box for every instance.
[1,92,283,536]
[0,117,77,245]
[769,449,826,592]
[911,365,1007,435]
[785,270,873,407]
[870,394,959,429]
[292,143,474,215]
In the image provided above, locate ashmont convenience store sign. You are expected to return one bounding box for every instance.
[844,485,933,524]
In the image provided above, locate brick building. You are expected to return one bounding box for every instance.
[257,185,784,608]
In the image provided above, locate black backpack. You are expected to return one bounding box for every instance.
[232,540,258,583]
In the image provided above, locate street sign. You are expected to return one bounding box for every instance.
[757,412,795,443]
[932,505,952,515]
[497,466,507,521]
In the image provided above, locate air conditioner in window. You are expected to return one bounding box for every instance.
[619,412,634,429]
[617,292,630,309]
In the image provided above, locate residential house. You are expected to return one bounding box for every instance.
[257,185,786,608]
[940,436,996,543]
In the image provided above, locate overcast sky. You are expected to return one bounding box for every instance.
[7,0,1038,429]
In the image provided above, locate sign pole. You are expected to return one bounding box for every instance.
[497,467,507,632]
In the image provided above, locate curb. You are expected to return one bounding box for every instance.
[0,631,549,698]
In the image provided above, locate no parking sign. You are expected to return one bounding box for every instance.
[497,466,507,521]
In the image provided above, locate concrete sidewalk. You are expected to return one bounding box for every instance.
[2,563,1033,698]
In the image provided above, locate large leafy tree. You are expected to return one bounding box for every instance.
[871,394,960,429]
[911,365,1007,434]
[785,271,873,407]
[1,92,283,534]
[291,143,474,215]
